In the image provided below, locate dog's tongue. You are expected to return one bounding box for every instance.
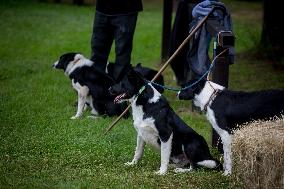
[114,93,126,103]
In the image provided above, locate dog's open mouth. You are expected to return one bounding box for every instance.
[114,93,128,104]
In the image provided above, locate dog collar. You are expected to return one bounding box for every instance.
[203,88,220,112]
[135,85,146,98]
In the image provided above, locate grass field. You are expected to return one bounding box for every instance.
[0,0,283,188]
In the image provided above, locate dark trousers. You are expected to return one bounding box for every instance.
[90,12,138,81]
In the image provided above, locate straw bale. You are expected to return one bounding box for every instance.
[232,118,284,189]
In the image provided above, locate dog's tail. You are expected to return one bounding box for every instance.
[197,159,223,171]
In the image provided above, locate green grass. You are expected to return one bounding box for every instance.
[0,0,283,188]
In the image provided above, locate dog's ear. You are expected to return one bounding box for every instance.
[135,63,142,69]
[127,67,138,80]
[127,67,145,86]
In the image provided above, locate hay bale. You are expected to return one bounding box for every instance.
[232,118,284,189]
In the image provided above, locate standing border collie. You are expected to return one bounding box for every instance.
[109,69,221,175]
[53,52,164,119]
[177,80,284,175]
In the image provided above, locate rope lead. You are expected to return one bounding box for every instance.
[149,48,229,92]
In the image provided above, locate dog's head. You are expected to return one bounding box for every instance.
[109,67,146,103]
[52,52,85,73]
[177,79,207,100]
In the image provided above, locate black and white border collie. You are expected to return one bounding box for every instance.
[177,80,284,175]
[53,52,126,119]
[109,69,221,175]
[53,52,164,119]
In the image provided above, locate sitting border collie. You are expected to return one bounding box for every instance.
[53,53,164,119]
[109,68,221,175]
[177,80,284,175]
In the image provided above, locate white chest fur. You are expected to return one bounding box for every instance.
[131,99,160,150]
[194,81,225,111]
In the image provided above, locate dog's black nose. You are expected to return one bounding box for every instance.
[177,89,194,100]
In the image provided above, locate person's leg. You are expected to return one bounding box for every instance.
[112,13,138,81]
[90,12,114,72]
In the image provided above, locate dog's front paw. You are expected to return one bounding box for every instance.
[124,160,137,166]
[223,170,231,176]
[71,115,80,119]
[154,170,167,175]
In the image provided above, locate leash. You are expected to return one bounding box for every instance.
[103,8,216,135]
[148,48,229,92]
